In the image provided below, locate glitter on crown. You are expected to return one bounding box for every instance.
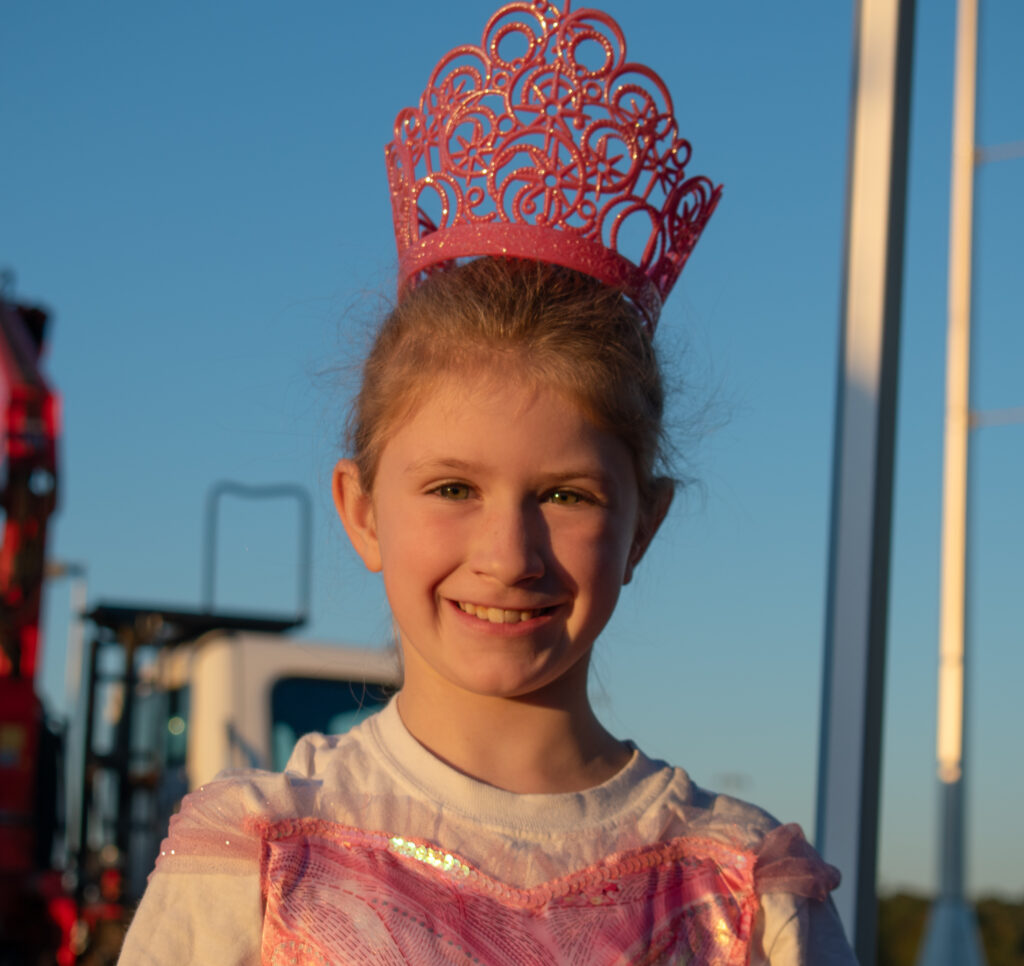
[385,0,721,331]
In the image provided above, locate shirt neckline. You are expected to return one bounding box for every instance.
[365,698,677,837]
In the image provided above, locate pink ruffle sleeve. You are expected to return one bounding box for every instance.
[754,823,841,901]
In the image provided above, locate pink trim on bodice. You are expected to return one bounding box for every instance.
[249,818,837,965]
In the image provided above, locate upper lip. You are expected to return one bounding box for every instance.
[451,598,556,612]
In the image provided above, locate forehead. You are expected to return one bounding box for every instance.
[402,368,584,437]
[386,356,583,428]
[379,370,633,478]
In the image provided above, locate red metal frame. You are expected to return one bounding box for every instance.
[0,296,59,680]
[0,291,68,962]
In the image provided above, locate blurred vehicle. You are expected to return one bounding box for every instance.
[0,281,400,963]
[77,615,399,906]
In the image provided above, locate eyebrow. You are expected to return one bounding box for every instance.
[404,457,617,489]
[403,457,480,475]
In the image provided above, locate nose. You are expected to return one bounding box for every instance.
[470,498,546,586]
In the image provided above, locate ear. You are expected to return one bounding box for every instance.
[623,480,674,585]
[332,459,382,573]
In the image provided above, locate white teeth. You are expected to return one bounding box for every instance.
[457,601,542,624]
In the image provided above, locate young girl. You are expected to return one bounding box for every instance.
[120,3,855,963]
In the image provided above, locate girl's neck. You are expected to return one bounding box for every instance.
[395,679,631,795]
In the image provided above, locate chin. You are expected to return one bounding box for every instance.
[449,654,589,703]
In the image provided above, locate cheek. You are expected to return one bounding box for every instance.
[551,516,635,588]
[376,507,462,590]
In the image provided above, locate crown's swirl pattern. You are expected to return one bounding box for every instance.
[386,0,721,329]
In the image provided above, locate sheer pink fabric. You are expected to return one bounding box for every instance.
[256,818,761,965]
[151,767,839,964]
[754,823,840,899]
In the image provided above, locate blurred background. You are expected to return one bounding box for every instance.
[2,1,1022,961]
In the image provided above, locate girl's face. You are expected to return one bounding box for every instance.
[335,371,660,707]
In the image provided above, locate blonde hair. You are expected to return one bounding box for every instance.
[348,257,674,507]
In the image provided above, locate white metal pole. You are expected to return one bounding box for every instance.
[816,1,916,961]
[937,0,976,808]
[916,0,986,961]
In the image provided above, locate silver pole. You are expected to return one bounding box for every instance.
[43,560,89,862]
[816,0,916,961]
[916,0,986,961]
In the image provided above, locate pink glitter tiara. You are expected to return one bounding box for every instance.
[385,0,721,330]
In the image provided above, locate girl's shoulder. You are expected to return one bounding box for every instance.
[149,765,323,878]
[631,751,840,897]
[615,747,784,855]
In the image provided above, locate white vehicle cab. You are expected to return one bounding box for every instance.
[153,630,401,789]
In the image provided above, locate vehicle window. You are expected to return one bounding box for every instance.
[164,686,189,769]
[270,677,390,771]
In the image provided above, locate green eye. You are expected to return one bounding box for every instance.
[549,489,582,505]
[436,483,471,500]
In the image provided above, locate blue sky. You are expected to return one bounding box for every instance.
[3,1,1022,898]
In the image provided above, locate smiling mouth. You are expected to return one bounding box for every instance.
[456,601,553,624]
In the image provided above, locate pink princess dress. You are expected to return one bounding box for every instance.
[119,701,854,965]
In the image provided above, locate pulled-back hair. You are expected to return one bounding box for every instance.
[348,257,674,507]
